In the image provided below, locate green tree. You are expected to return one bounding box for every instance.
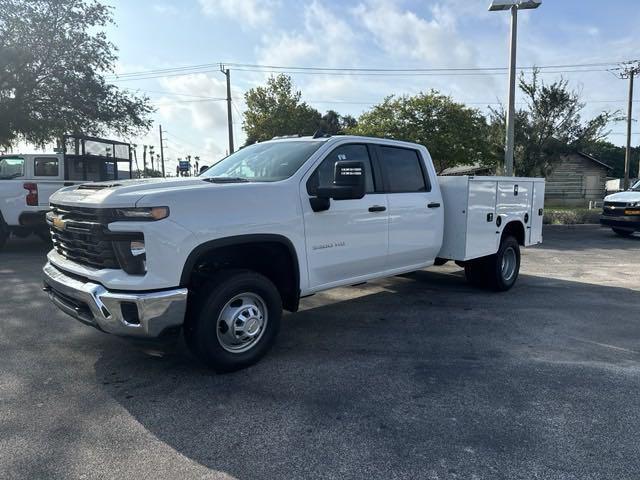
[243,74,322,144]
[489,69,617,176]
[319,110,358,135]
[351,91,491,173]
[581,141,639,179]
[0,0,153,148]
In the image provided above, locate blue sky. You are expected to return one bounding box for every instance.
[96,0,640,171]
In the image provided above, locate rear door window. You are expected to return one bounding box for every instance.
[34,157,59,177]
[378,146,429,193]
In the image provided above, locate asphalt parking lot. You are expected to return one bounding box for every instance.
[1,225,639,480]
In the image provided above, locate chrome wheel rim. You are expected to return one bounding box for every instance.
[501,247,517,282]
[216,292,268,353]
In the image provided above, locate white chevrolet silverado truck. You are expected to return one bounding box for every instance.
[0,153,65,248]
[600,180,640,236]
[42,135,545,371]
[0,135,133,251]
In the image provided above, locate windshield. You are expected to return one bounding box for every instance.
[631,180,640,191]
[201,141,324,182]
[0,157,25,179]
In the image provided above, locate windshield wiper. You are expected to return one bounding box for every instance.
[202,177,250,183]
[0,173,22,180]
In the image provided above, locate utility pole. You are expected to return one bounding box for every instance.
[220,64,234,154]
[489,1,541,177]
[142,145,147,173]
[159,124,166,177]
[131,144,140,177]
[149,146,155,172]
[618,62,639,190]
[504,5,518,177]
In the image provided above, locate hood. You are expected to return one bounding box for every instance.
[604,190,640,203]
[49,177,211,207]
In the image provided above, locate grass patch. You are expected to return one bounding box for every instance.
[543,208,601,225]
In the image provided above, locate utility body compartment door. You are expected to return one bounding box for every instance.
[529,181,545,245]
[466,180,498,259]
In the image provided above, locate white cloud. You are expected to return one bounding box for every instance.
[198,0,279,28]
[352,0,474,66]
[152,4,180,15]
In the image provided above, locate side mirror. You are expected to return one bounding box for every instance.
[317,160,366,201]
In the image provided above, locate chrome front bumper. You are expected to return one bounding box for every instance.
[42,262,188,338]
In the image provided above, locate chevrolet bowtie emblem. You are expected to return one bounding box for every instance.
[52,216,66,230]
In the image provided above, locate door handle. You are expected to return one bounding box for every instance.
[368,205,386,212]
[427,202,441,209]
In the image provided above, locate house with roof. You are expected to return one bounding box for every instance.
[441,152,611,207]
[544,152,612,206]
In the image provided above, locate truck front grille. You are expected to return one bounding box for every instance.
[602,201,629,217]
[49,204,120,270]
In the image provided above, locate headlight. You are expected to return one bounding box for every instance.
[627,202,640,208]
[113,207,169,221]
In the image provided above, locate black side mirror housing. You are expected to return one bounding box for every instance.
[316,160,366,201]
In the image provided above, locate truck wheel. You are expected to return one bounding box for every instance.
[465,236,520,291]
[612,228,634,237]
[35,229,52,244]
[0,222,8,252]
[184,270,282,372]
[464,258,488,287]
[487,236,520,291]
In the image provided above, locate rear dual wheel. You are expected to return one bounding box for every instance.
[464,236,520,292]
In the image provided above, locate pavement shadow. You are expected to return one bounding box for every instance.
[540,225,640,252]
[94,269,640,480]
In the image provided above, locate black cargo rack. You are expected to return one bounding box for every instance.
[62,134,132,182]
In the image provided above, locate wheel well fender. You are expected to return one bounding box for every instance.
[501,220,525,246]
[180,234,301,312]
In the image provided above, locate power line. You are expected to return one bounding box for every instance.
[150,98,226,106]
[124,87,225,99]
[103,59,637,82]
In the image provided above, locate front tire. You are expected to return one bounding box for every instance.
[184,270,282,372]
[612,228,634,237]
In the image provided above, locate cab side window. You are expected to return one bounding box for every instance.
[34,157,59,177]
[378,146,429,193]
[307,144,375,196]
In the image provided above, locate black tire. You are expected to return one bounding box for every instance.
[465,236,521,291]
[184,269,282,372]
[433,257,449,266]
[612,228,634,237]
[464,258,488,287]
[487,236,521,291]
[0,222,8,252]
[36,229,52,244]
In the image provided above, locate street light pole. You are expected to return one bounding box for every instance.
[489,0,541,176]
[505,5,518,176]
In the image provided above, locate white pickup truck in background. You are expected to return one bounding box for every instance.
[0,135,133,251]
[0,153,65,248]
[600,180,640,236]
[42,135,544,371]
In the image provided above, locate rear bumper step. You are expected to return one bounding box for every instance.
[42,262,188,338]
